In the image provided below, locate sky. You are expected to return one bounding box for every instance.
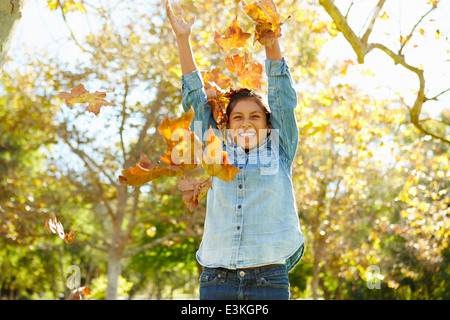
[8,0,450,119]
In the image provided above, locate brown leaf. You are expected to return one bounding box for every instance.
[214,17,251,54]
[177,177,212,211]
[119,152,184,188]
[59,84,116,115]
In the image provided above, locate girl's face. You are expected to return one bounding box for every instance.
[227,98,270,150]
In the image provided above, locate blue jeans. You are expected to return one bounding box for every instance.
[199,264,290,300]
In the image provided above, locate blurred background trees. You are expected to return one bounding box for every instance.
[0,0,448,299]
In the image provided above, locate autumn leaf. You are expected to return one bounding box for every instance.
[202,68,232,100]
[242,0,290,47]
[225,53,263,89]
[44,213,65,240]
[67,286,91,300]
[158,108,203,168]
[202,127,241,182]
[214,17,251,54]
[119,152,184,188]
[59,84,116,115]
[177,177,212,211]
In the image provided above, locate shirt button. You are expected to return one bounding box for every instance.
[238,204,241,209]
[237,226,240,230]
[239,184,242,189]
[239,271,245,277]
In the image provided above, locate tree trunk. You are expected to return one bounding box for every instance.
[0,0,28,68]
[311,236,323,300]
[105,249,122,300]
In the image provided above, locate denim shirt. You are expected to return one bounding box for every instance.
[181,58,304,271]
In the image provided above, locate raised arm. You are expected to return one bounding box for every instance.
[166,0,197,75]
[240,0,298,162]
[166,0,217,139]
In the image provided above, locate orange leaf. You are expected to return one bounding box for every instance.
[119,152,184,188]
[225,53,263,89]
[202,127,241,182]
[242,0,289,47]
[59,84,116,115]
[157,108,203,168]
[214,17,251,54]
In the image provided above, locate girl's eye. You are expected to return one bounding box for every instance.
[233,116,242,120]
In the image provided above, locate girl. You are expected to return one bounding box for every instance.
[166,0,304,300]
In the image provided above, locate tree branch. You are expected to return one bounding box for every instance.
[318,0,450,145]
[122,232,195,257]
[361,0,386,45]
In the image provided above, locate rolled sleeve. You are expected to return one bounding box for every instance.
[265,58,290,77]
[182,70,205,94]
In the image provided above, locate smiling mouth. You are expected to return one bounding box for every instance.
[239,132,256,139]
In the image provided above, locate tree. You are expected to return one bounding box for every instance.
[0,0,28,68]
[317,0,450,145]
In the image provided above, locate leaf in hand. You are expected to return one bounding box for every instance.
[202,127,241,182]
[119,152,184,188]
[225,53,263,89]
[214,17,251,54]
[242,0,290,47]
[177,177,212,211]
[59,84,116,115]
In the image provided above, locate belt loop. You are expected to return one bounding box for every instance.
[255,268,262,286]
[220,269,228,283]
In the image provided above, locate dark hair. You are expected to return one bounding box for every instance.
[226,89,271,127]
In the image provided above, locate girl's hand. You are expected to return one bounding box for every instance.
[166,0,196,39]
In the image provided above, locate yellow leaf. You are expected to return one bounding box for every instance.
[380,12,389,20]
[46,1,58,10]
[435,30,442,39]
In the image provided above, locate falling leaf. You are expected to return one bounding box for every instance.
[59,84,116,115]
[214,17,251,54]
[202,67,232,99]
[225,53,263,89]
[380,12,389,20]
[119,152,184,188]
[67,286,91,300]
[44,213,65,240]
[64,228,77,244]
[435,30,442,39]
[177,177,212,211]
[202,68,232,127]
[418,28,425,35]
[157,108,203,168]
[202,127,241,182]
